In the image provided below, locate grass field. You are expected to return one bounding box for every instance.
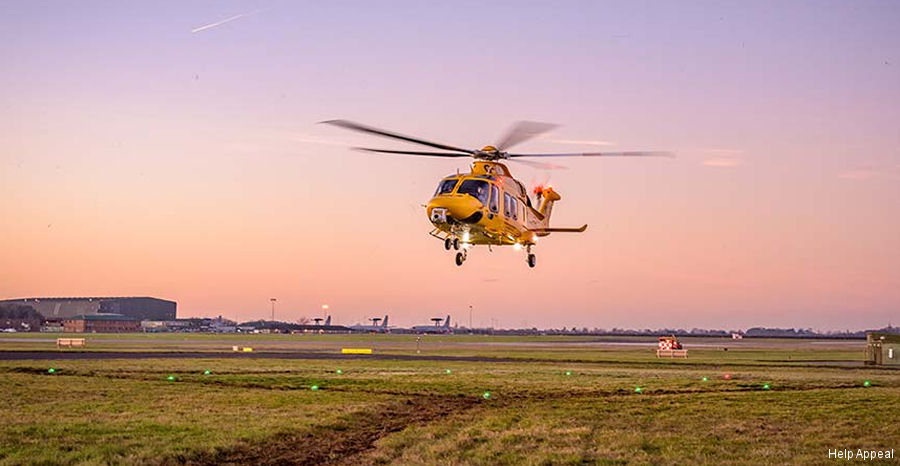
[0,334,897,465]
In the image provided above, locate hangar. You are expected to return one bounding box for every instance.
[0,297,176,321]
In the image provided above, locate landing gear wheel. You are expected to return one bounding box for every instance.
[527,253,536,268]
[444,238,452,250]
[455,252,466,266]
[452,238,460,250]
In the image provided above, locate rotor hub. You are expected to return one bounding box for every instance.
[476,145,507,160]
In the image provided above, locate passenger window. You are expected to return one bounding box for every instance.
[489,185,499,213]
[503,193,511,218]
[511,198,518,221]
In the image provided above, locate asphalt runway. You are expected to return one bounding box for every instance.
[0,350,527,363]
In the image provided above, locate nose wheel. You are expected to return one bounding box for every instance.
[455,251,467,266]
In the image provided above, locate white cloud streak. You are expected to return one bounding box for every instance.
[837,167,900,180]
[702,157,742,168]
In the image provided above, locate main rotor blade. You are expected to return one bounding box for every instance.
[322,120,474,154]
[509,151,674,158]
[354,148,472,158]
[506,158,568,170]
[495,121,558,151]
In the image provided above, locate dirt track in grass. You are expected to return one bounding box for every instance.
[174,395,480,466]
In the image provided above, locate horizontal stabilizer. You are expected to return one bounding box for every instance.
[530,224,588,234]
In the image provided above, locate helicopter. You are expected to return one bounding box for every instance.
[323,120,669,268]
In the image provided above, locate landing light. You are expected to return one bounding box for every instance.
[513,243,522,251]
[463,232,470,242]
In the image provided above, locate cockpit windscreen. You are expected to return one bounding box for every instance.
[457,179,490,204]
[434,178,458,196]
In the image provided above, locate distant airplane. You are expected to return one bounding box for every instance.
[349,315,390,333]
[312,316,332,326]
[411,315,452,334]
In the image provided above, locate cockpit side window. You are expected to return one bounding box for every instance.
[489,185,499,213]
[457,179,490,205]
[435,178,458,196]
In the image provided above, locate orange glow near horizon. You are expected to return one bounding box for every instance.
[2,2,898,330]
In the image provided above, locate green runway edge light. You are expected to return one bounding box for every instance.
[565,371,572,376]
[702,376,708,382]
[203,370,211,375]
[167,375,175,381]
[310,385,319,391]
[863,380,871,387]
[336,369,343,375]
[483,391,491,399]
[445,369,452,374]
[47,368,56,374]
[763,383,770,390]
[635,387,643,394]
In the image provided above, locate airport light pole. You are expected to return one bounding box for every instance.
[469,305,473,329]
[270,298,277,322]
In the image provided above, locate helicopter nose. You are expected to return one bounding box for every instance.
[427,196,483,224]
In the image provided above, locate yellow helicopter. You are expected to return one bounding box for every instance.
[324,120,669,267]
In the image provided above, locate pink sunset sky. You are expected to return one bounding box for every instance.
[2,1,898,329]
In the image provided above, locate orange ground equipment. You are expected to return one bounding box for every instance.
[657,335,687,358]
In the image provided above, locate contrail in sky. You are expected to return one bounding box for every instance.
[192,10,261,34]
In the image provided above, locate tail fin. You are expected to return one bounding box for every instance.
[382,315,389,327]
[444,315,451,328]
[531,187,587,235]
[325,315,331,326]
[536,186,561,220]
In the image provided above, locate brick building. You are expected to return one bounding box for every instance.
[64,314,141,333]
